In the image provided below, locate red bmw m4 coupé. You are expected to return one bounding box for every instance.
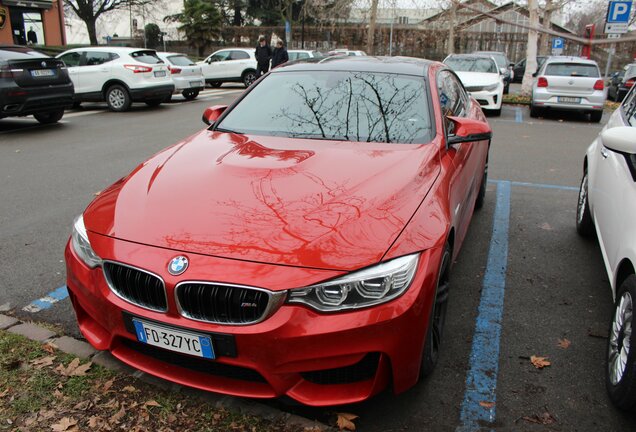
[65,56,492,406]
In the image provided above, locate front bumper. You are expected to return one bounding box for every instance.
[0,82,74,117]
[468,88,502,111]
[65,234,442,406]
[129,84,175,101]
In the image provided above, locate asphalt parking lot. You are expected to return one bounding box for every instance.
[1,90,635,430]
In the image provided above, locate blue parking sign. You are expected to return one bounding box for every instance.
[552,38,564,50]
[607,1,632,23]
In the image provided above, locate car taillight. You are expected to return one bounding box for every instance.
[537,77,548,87]
[625,78,635,88]
[0,67,22,79]
[593,79,604,90]
[123,64,152,73]
[168,66,181,74]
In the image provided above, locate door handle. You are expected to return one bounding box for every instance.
[601,147,609,159]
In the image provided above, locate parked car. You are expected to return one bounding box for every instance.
[198,48,257,88]
[156,52,205,101]
[444,53,504,116]
[64,56,492,406]
[530,56,606,122]
[576,85,636,410]
[56,47,174,112]
[607,63,636,102]
[512,56,547,83]
[287,50,324,62]
[473,51,514,93]
[327,49,367,56]
[0,45,74,124]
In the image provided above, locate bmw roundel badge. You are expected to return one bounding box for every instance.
[168,256,189,276]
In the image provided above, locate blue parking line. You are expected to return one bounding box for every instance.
[457,180,511,431]
[489,179,578,192]
[22,285,69,313]
[515,107,523,123]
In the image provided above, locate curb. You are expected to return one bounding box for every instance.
[0,313,330,431]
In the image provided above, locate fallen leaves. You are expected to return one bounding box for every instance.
[479,401,496,409]
[520,408,558,425]
[557,338,571,349]
[143,400,161,408]
[55,358,92,377]
[530,355,551,369]
[31,355,56,369]
[50,417,78,432]
[336,413,359,431]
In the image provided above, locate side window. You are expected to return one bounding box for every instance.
[230,50,249,60]
[622,87,636,126]
[210,51,231,62]
[59,52,81,67]
[298,52,310,59]
[449,74,469,117]
[437,71,467,118]
[84,51,112,66]
[288,52,297,61]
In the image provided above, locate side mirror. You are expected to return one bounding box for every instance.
[202,105,228,125]
[601,127,636,154]
[500,67,507,75]
[446,116,492,146]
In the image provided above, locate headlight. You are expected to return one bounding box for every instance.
[71,215,102,268]
[483,83,499,92]
[288,253,419,312]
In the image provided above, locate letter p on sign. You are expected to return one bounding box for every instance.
[608,1,632,23]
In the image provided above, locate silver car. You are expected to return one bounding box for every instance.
[531,56,606,122]
[157,52,205,100]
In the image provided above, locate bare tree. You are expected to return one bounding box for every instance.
[521,0,539,96]
[448,1,457,54]
[367,0,379,54]
[65,0,154,45]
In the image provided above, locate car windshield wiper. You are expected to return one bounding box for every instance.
[214,127,244,135]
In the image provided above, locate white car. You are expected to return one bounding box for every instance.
[287,50,324,61]
[156,52,205,100]
[443,54,504,116]
[576,85,636,410]
[531,56,606,122]
[198,48,257,88]
[327,49,367,57]
[56,47,173,112]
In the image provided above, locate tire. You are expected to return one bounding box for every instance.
[420,243,451,378]
[529,104,542,118]
[33,109,64,124]
[105,84,131,112]
[606,275,636,411]
[182,89,199,100]
[576,168,594,237]
[475,155,488,210]
[590,111,603,123]
[210,81,222,88]
[242,70,257,87]
[490,107,502,117]
[145,99,163,107]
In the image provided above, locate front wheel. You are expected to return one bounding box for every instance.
[182,89,199,100]
[242,70,257,87]
[209,81,222,88]
[33,109,64,124]
[606,275,636,410]
[576,169,594,237]
[420,243,451,378]
[475,156,488,210]
[105,85,131,112]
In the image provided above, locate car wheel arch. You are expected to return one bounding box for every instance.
[102,80,131,98]
[615,259,635,299]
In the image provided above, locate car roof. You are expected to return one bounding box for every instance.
[62,46,158,54]
[274,55,434,76]
[156,52,189,57]
[544,56,599,66]
[213,47,251,52]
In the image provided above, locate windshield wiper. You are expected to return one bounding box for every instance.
[214,127,244,135]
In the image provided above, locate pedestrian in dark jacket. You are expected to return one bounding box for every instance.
[255,36,272,77]
[271,40,289,69]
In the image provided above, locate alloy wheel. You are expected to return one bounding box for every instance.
[431,251,450,360]
[577,173,588,225]
[609,291,633,385]
[108,89,126,110]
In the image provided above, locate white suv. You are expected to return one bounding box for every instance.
[198,48,258,88]
[56,47,174,112]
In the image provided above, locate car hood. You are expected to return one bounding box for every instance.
[84,131,440,271]
[455,71,501,87]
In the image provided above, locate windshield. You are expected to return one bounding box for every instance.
[445,57,498,73]
[545,63,600,77]
[216,71,433,144]
[131,50,163,64]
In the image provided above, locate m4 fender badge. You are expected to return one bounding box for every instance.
[168,256,189,276]
[241,302,258,308]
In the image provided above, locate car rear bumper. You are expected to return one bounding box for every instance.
[0,82,74,117]
[129,84,175,101]
[65,235,442,406]
[532,89,606,111]
[172,76,205,92]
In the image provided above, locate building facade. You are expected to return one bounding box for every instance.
[0,0,65,46]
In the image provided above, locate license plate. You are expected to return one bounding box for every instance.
[558,96,580,103]
[31,69,55,77]
[132,319,215,359]
[154,70,166,78]
[190,81,201,87]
